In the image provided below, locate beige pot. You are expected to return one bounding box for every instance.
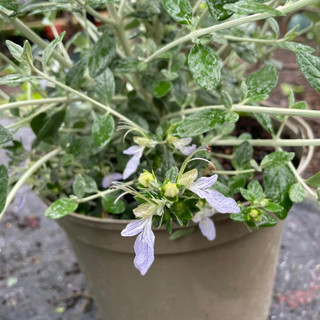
[57,117,313,320]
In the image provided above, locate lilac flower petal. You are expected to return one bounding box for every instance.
[192,208,214,223]
[179,144,197,156]
[40,79,48,90]
[189,185,209,199]
[176,137,192,146]
[121,219,146,237]
[134,232,155,276]
[123,145,144,155]
[191,175,218,190]
[199,217,216,241]
[142,218,155,248]
[102,172,123,188]
[123,153,143,179]
[205,189,240,214]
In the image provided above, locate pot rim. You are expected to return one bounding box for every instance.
[54,117,314,227]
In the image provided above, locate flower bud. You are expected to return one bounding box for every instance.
[249,209,259,218]
[133,136,150,147]
[138,171,155,188]
[177,169,198,188]
[133,203,157,219]
[163,182,180,198]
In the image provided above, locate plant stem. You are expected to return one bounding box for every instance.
[107,4,132,57]
[164,104,320,119]
[34,68,146,133]
[287,161,317,197]
[0,97,79,112]
[5,104,55,129]
[0,148,61,220]
[223,34,286,44]
[118,0,127,17]
[0,7,72,69]
[50,23,72,64]
[74,0,115,26]
[210,139,320,147]
[78,181,134,203]
[213,169,255,175]
[145,0,317,62]
[212,152,234,160]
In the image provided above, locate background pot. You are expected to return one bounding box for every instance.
[57,117,313,320]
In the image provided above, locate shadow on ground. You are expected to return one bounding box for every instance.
[0,192,319,320]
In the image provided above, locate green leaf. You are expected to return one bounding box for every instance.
[225,111,239,123]
[169,227,195,240]
[165,166,179,182]
[171,109,225,138]
[256,212,278,227]
[274,42,314,54]
[0,125,13,144]
[42,31,66,68]
[0,165,9,213]
[267,17,279,38]
[224,0,284,16]
[245,65,278,102]
[153,81,171,98]
[254,114,274,134]
[263,166,295,219]
[230,207,248,222]
[264,202,283,213]
[206,0,238,21]
[94,68,115,103]
[306,172,320,188]
[88,33,116,77]
[240,188,254,202]
[248,180,264,200]
[0,0,19,11]
[82,174,98,193]
[73,174,86,198]
[296,52,320,93]
[261,151,295,169]
[92,114,115,149]
[171,201,193,220]
[21,41,33,66]
[33,109,66,147]
[0,74,37,86]
[102,194,126,214]
[45,198,78,219]
[6,40,23,62]
[188,44,222,91]
[221,90,233,109]
[163,0,192,25]
[66,59,87,88]
[289,183,305,203]
[232,141,253,170]
[112,58,145,73]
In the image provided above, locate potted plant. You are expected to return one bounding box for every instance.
[0,0,320,319]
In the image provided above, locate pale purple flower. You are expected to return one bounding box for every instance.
[122,145,144,179]
[172,137,196,155]
[193,208,216,241]
[121,217,154,275]
[102,172,123,188]
[40,79,48,90]
[189,175,240,214]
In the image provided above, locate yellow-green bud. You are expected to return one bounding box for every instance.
[133,203,158,219]
[166,134,178,145]
[249,209,259,218]
[133,136,150,147]
[138,171,155,188]
[163,182,180,198]
[177,169,198,188]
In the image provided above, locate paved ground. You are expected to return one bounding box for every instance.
[0,192,319,320]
